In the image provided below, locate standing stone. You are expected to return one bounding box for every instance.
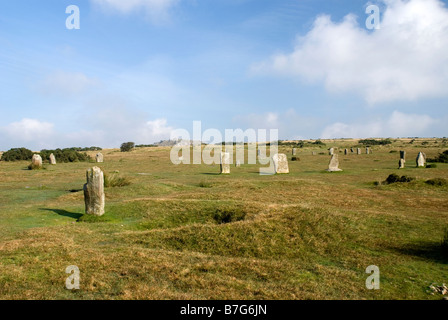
[329,148,334,155]
[351,148,354,153]
[292,148,297,156]
[398,158,405,169]
[366,147,370,154]
[416,152,426,167]
[83,167,105,216]
[312,151,316,156]
[96,152,104,163]
[344,149,348,155]
[220,152,230,174]
[326,154,343,172]
[235,160,241,167]
[400,151,406,162]
[31,154,43,168]
[257,149,261,157]
[49,153,56,165]
[272,153,289,174]
[357,148,361,155]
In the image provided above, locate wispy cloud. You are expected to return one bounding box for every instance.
[252,0,448,104]
[321,111,438,138]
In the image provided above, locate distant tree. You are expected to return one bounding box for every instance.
[120,142,135,152]
[1,148,34,161]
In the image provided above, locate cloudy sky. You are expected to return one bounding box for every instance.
[1,0,447,150]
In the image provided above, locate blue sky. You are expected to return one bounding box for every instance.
[0,0,447,150]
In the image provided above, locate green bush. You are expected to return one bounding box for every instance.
[28,163,44,170]
[426,163,437,169]
[198,181,212,188]
[1,148,33,161]
[425,178,447,187]
[40,149,91,163]
[104,172,132,188]
[385,174,415,184]
[291,157,300,161]
[428,150,448,163]
[359,139,392,146]
[120,142,135,152]
[213,207,246,224]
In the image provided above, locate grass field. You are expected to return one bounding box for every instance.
[0,138,447,300]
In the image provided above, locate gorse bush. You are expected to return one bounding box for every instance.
[425,178,447,187]
[426,163,437,169]
[40,149,90,163]
[120,142,135,152]
[385,174,415,184]
[1,148,33,161]
[358,139,392,146]
[428,150,448,163]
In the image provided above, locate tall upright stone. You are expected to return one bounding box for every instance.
[344,149,348,155]
[220,152,230,174]
[366,147,370,154]
[31,154,43,168]
[400,151,406,162]
[329,148,334,155]
[272,153,289,174]
[312,151,316,156]
[351,148,354,153]
[398,158,405,169]
[96,152,104,163]
[292,148,297,156]
[416,152,426,167]
[326,154,342,172]
[49,153,56,165]
[83,167,105,216]
[357,148,361,155]
[235,160,241,167]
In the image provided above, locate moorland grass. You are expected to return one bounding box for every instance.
[0,139,447,300]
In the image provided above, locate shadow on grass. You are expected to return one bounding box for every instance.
[200,173,221,175]
[389,242,448,264]
[40,208,83,220]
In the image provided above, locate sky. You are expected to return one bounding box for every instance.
[0,0,447,150]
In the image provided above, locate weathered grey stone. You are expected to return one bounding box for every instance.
[31,154,42,168]
[398,158,405,169]
[220,152,230,174]
[329,148,334,155]
[357,148,361,155]
[400,151,406,161]
[366,147,370,154]
[83,166,105,216]
[235,160,241,167]
[292,148,297,156]
[96,152,104,163]
[326,154,342,172]
[49,153,56,165]
[272,153,289,174]
[312,151,316,156]
[416,152,426,167]
[344,149,348,155]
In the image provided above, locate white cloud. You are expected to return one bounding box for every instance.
[0,119,55,150]
[253,0,448,104]
[37,71,99,96]
[321,111,437,138]
[90,0,179,22]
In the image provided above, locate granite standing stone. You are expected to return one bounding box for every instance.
[235,160,241,167]
[96,152,104,163]
[326,154,343,172]
[329,148,334,155]
[357,148,361,155]
[398,158,405,169]
[366,147,370,154]
[416,152,426,167]
[344,149,348,155]
[31,154,43,168]
[400,151,406,161]
[272,153,289,174]
[83,166,105,216]
[292,148,297,156]
[49,153,56,165]
[220,152,230,174]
